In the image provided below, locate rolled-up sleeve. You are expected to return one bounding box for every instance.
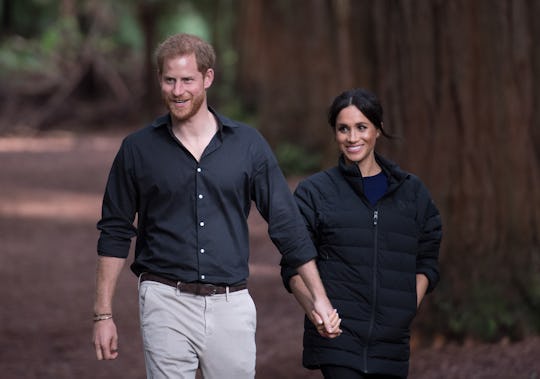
[97,139,138,258]
[280,180,319,292]
[250,137,317,270]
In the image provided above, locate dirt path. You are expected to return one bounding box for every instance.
[0,133,538,378]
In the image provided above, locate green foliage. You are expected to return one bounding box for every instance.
[114,4,144,50]
[434,280,533,342]
[6,0,58,38]
[0,38,42,75]
[157,2,210,42]
[518,270,540,333]
[0,1,144,81]
[0,15,82,79]
[275,143,322,177]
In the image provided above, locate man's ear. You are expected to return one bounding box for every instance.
[203,69,214,89]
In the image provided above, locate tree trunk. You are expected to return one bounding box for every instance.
[370,0,539,319]
[237,0,347,154]
[138,2,162,116]
[236,0,540,339]
[0,0,14,37]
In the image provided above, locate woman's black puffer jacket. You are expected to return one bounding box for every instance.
[281,154,442,378]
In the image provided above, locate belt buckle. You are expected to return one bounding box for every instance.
[204,284,217,296]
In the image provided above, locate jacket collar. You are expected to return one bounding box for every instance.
[338,152,408,196]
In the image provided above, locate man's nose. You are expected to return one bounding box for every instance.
[173,82,184,96]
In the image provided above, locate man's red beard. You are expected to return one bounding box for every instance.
[165,92,205,122]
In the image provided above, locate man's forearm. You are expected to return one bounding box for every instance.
[94,256,126,314]
[293,261,341,336]
[296,259,328,302]
[289,274,314,316]
[296,259,336,330]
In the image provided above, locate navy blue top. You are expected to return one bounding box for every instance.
[363,171,388,205]
[97,108,317,285]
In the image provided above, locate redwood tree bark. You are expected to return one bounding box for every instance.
[236,0,540,339]
[370,1,540,337]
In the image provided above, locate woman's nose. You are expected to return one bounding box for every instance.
[347,129,359,142]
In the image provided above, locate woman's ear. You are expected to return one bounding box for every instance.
[377,122,384,138]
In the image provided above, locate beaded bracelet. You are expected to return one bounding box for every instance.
[93,313,113,322]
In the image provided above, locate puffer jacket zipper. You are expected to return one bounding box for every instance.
[363,208,379,373]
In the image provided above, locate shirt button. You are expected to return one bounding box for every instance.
[198,194,203,199]
[201,275,205,280]
[197,168,202,173]
[200,248,205,253]
[199,221,205,227]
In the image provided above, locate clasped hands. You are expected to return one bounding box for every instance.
[310,308,342,339]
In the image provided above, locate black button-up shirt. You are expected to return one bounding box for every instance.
[97,108,316,285]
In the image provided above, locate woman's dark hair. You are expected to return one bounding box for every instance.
[328,88,392,138]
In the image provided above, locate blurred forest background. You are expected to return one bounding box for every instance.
[1,0,539,346]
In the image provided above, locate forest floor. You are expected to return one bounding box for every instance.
[0,131,539,379]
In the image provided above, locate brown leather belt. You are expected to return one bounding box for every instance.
[140,273,247,296]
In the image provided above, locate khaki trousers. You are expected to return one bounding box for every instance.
[138,280,257,379]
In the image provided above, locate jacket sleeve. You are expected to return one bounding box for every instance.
[280,180,319,292]
[416,181,442,293]
[96,138,138,258]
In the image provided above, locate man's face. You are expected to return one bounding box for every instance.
[158,54,213,122]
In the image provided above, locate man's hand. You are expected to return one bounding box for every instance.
[294,260,342,338]
[311,309,342,338]
[93,319,119,360]
[311,305,342,338]
[93,256,124,360]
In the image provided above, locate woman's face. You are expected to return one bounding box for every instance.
[335,105,380,165]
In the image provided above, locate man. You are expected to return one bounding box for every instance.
[92,33,339,379]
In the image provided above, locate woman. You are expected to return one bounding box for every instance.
[281,88,442,379]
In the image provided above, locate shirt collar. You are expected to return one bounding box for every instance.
[150,107,239,133]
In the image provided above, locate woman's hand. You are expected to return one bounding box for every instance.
[311,309,342,339]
